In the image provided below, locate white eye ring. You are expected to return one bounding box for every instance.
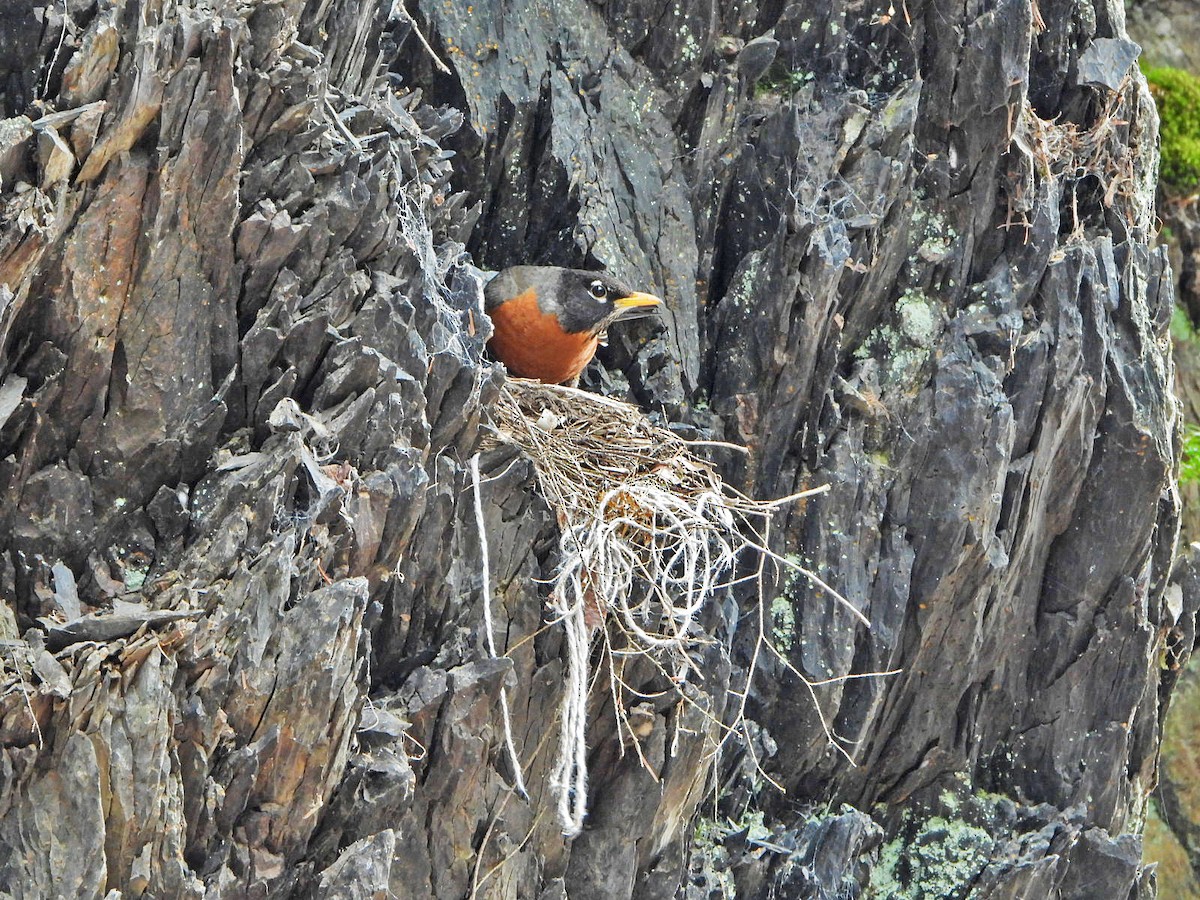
[589,280,607,301]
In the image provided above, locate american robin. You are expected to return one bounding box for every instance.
[484,266,663,384]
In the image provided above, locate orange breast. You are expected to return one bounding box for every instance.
[488,290,599,383]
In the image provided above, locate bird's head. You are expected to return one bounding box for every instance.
[489,266,662,336]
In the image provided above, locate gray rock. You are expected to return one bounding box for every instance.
[1077,37,1142,91]
[738,36,779,85]
[0,0,1180,898]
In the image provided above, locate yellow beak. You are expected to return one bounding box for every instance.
[614,291,663,310]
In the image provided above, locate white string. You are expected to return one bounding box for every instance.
[548,584,590,836]
[470,455,528,799]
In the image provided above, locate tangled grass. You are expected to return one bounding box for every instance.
[1008,75,1149,239]
[476,379,875,836]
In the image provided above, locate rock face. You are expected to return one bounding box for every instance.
[1127,0,1200,72]
[1126,10,1200,896]
[0,1,1184,899]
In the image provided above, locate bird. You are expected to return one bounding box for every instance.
[483,266,663,385]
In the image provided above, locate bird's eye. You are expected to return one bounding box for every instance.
[589,280,607,301]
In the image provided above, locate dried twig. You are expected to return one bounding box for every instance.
[394,0,451,74]
[2,644,43,749]
[323,97,363,153]
[40,0,70,101]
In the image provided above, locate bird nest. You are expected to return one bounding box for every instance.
[491,381,745,628]
[477,378,853,835]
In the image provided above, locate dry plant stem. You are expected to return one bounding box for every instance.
[396,0,452,73]
[1010,78,1142,235]
[324,97,364,153]
[601,640,662,780]
[758,543,869,628]
[4,647,42,749]
[469,709,566,898]
[470,454,529,800]
[736,521,786,790]
[742,515,883,764]
[41,0,69,100]
[469,807,547,900]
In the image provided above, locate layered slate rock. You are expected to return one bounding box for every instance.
[0,1,496,895]
[0,1,1185,899]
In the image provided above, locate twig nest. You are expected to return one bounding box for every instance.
[483,379,793,835]
[479,380,877,839]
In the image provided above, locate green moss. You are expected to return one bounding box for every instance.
[1175,302,1200,486]
[722,253,764,310]
[867,815,993,899]
[868,450,891,469]
[754,61,811,97]
[770,595,797,650]
[939,789,962,814]
[911,205,958,263]
[688,816,737,899]
[1182,424,1200,487]
[896,290,938,347]
[853,289,941,393]
[1144,801,1200,899]
[678,30,702,63]
[1142,65,1200,193]
[771,553,808,651]
[1173,304,1197,343]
